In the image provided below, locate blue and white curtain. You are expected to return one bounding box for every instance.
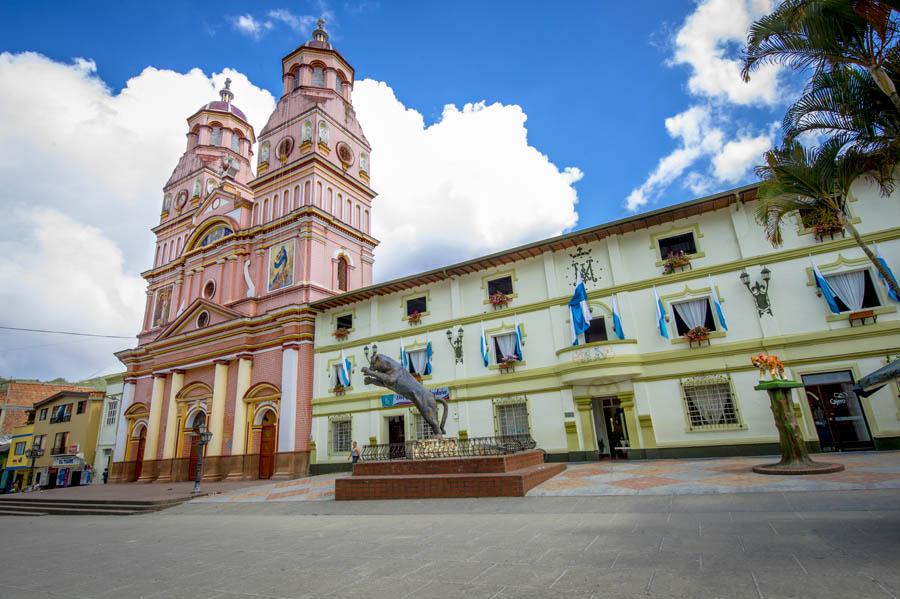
[810,257,841,314]
[338,349,352,387]
[707,275,728,331]
[611,294,625,340]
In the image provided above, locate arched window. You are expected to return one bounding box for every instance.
[337,257,349,291]
[252,204,259,225]
[274,194,281,218]
[294,185,300,209]
[211,126,222,146]
[326,188,333,213]
[356,205,361,228]
[305,181,312,206]
[263,198,270,222]
[335,77,344,96]
[316,182,323,207]
[364,209,369,233]
[199,224,234,247]
[176,237,183,257]
[312,66,325,87]
[346,199,352,222]
[230,131,240,152]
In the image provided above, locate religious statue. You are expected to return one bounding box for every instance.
[192,178,201,198]
[259,141,270,164]
[206,178,217,197]
[301,121,312,144]
[362,353,448,439]
[162,194,172,212]
[359,151,369,173]
[318,120,329,146]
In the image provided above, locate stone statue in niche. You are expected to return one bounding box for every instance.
[192,178,201,198]
[162,194,172,212]
[301,121,312,144]
[359,152,369,173]
[569,246,601,285]
[259,141,270,164]
[362,354,448,439]
[206,178,217,197]
[317,120,329,146]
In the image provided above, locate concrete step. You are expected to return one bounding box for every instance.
[0,509,48,516]
[0,500,174,512]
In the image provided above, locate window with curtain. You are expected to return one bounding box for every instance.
[331,420,351,453]
[497,403,529,436]
[492,332,518,363]
[407,349,428,376]
[584,317,607,343]
[681,376,741,430]
[672,298,716,336]
[33,435,45,452]
[312,67,325,87]
[414,414,436,440]
[824,270,881,312]
[332,364,348,389]
[211,127,222,146]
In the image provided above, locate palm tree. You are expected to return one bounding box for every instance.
[755,138,900,297]
[742,0,900,112]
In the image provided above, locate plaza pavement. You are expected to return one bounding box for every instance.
[189,451,900,504]
[1,488,900,598]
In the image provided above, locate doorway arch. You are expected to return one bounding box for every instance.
[185,410,207,481]
[243,383,280,480]
[129,421,148,482]
[256,408,277,479]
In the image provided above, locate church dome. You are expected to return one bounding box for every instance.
[199,79,247,122]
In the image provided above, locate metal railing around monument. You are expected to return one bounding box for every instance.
[360,434,537,462]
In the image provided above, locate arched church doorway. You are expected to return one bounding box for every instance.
[187,411,207,480]
[130,423,147,482]
[258,410,277,479]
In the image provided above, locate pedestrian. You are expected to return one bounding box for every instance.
[102,468,109,484]
[83,464,92,485]
[349,441,361,464]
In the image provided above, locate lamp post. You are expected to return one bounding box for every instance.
[192,424,213,496]
[740,266,773,317]
[24,447,43,490]
[446,326,464,363]
[363,343,379,364]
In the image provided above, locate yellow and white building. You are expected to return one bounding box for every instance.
[309,181,900,469]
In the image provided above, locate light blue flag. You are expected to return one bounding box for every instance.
[479,322,490,367]
[874,242,900,302]
[399,337,408,371]
[707,275,728,331]
[339,349,352,387]
[513,314,524,361]
[611,294,625,340]
[810,258,841,314]
[424,334,433,375]
[569,272,592,345]
[654,286,669,339]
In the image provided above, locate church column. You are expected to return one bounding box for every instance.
[161,370,185,459]
[113,378,136,463]
[208,359,230,456]
[225,255,239,303]
[139,374,167,480]
[142,289,154,330]
[574,396,599,459]
[278,344,298,453]
[230,355,254,456]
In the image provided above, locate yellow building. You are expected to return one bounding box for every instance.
[1,412,35,492]
[31,391,105,488]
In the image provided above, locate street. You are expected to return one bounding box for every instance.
[1,489,899,598]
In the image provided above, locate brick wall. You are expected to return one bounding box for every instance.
[0,382,95,435]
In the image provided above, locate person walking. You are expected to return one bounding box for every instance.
[349,441,361,464]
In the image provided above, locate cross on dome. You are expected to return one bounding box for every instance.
[312,17,329,44]
[219,78,234,104]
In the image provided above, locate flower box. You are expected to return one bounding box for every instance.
[812,221,844,242]
[498,359,518,373]
[332,384,346,395]
[489,292,511,309]
[663,251,691,274]
[407,311,422,326]
[333,328,350,340]
[685,325,710,347]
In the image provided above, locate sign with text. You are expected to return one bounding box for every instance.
[381,387,449,408]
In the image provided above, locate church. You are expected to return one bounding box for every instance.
[112,21,376,482]
[113,22,900,483]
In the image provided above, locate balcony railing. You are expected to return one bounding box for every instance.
[49,414,71,424]
[49,446,69,455]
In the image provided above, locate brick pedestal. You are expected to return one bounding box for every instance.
[335,450,565,501]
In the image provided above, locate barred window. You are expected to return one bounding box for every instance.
[497,403,529,436]
[681,376,741,430]
[332,420,351,453]
[414,414,436,440]
[106,400,118,427]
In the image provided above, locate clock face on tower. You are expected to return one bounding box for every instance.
[176,191,188,209]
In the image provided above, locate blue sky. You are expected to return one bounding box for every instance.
[0,0,781,226]
[0,0,791,380]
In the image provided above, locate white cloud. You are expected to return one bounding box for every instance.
[0,53,580,377]
[230,14,273,39]
[711,125,777,183]
[267,10,317,34]
[0,52,276,379]
[671,0,781,106]
[353,80,582,280]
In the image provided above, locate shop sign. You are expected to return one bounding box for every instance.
[52,455,83,468]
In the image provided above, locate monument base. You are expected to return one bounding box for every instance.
[752,462,845,475]
[335,450,565,500]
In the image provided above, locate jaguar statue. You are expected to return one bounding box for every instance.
[362,353,448,439]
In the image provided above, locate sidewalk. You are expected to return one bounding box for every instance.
[0,478,273,503]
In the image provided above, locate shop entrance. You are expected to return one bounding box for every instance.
[802,371,874,452]
[387,415,405,458]
[591,397,630,459]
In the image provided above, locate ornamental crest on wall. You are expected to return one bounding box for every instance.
[569,247,601,286]
[573,347,613,363]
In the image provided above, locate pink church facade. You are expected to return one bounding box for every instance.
[112,22,377,482]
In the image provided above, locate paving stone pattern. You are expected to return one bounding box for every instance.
[2,489,900,598]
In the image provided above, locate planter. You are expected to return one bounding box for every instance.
[498,361,517,373]
[489,292,511,310]
[332,386,346,396]
[812,220,844,242]
[685,326,710,347]
[407,311,422,326]
[662,251,691,275]
[333,328,350,340]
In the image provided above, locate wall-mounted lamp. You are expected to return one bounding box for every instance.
[446,326,464,364]
[363,343,379,364]
[740,266,773,317]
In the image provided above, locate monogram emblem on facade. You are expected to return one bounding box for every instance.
[569,247,601,285]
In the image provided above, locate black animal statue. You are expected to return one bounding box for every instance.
[362,353,448,439]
